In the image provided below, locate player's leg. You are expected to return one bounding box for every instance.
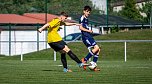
[82,38,101,71]
[91,45,101,71]
[61,53,67,69]
[59,51,72,72]
[48,41,72,72]
[82,38,98,62]
[50,40,84,70]
[57,40,84,67]
[62,45,83,67]
[92,44,100,55]
[81,47,94,70]
[92,45,100,63]
[81,38,95,70]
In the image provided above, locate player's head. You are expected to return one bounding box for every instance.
[60,12,68,21]
[83,6,91,17]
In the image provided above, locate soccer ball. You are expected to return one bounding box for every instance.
[88,61,97,70]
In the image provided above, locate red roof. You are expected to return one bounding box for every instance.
[0,14,45,24]
[23,13,76,23]
[0,13,76,24]
[23,13,58,22]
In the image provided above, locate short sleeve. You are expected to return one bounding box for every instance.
[60,22,66,26]
[49,19,60,28]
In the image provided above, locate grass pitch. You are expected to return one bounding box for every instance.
[0,29,152,83]
[0,60,152,84]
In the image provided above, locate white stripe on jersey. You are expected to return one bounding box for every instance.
[86,39,91,45]
[80,16,89,29]
[80,16,84,23]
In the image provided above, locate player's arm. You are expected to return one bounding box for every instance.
[38,23,50,33]
[79,25,93,33]
[64,22,81,26]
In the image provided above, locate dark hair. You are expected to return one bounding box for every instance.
[84,6,91,11]
[60,12,68,17]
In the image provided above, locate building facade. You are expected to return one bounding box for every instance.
[112,0,147,17]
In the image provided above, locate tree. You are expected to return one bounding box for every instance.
[140,0,152,22]
[0,0,100,15]
[118,0,143,21]
[47,0,100,15]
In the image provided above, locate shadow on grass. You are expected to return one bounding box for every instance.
[42,69,55,71]
[42,69,62,72]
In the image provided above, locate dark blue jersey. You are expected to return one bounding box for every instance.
[79,16,92,39]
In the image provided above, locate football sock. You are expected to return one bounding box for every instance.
[88,48,95,55]
[67,50,82,63]
[93,55,99,63]
[84,52,93,61]
[61,53,67,69]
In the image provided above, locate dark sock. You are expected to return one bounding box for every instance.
[84,52,93,61]
[61,53,67,69]
[93,55,99,63]
[67,50,82,63]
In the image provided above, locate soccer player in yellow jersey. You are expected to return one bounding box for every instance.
[38,12,84,72]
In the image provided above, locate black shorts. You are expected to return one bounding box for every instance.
[48,40,67,52]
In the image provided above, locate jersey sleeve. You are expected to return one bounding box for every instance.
[48,19,60,28]
[60,22,66,26]
[79,17,83,24]
[79,17,86,28]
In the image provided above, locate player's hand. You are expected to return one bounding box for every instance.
[89,30,93,33]
[38,28,42,33]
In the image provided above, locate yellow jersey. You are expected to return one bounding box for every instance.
[47,18,65,43]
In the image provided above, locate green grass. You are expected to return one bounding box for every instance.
[0,29,152,61]
[0,60,152,84]
[94,29,152,40]
[0,29,152,84]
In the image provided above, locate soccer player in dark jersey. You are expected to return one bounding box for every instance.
[79,6,100,71]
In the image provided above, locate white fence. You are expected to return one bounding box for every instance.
[64,40,152,62]
[0,40,152,62]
